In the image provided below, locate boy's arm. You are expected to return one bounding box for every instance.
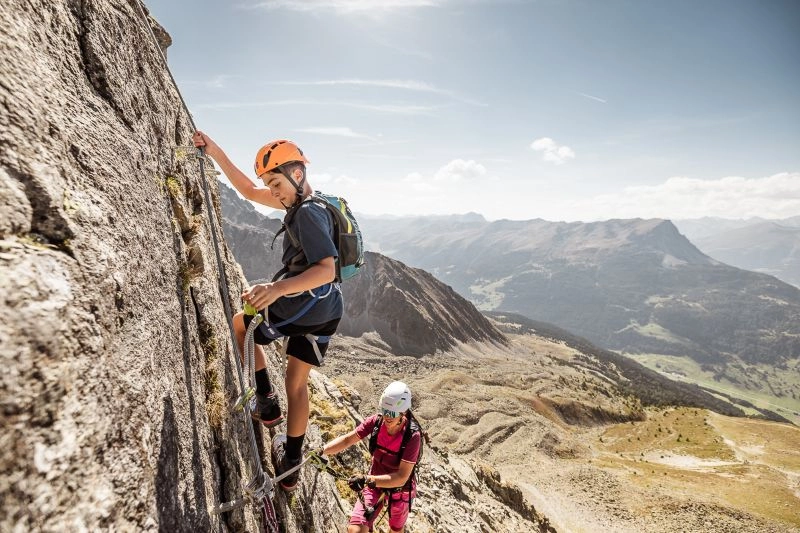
[242,256,336,309]
[193,131,284,210]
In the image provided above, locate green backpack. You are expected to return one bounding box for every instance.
[273,191,365,282]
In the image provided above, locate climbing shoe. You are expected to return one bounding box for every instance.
[273,435,301,492]
[250,392,283,428]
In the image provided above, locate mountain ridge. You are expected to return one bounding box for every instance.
[674,217,800,288]
[360,214,800,367]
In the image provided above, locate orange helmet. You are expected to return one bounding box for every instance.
[253,140,309,177]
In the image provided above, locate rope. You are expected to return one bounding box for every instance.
[129,2,277,529]
[245,314,261,388]
[212,451,314,514]
[233,310,262,411]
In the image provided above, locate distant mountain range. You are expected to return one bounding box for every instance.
[220,187,799,373]
[673,216,800,238]
[359,214,800,367]
[673,216,800,288]
[217,185,773,420]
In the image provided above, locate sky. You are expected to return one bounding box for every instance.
[147,0,800,222]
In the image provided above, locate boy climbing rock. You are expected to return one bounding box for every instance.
[193,132,343,491]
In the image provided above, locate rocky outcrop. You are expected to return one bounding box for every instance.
[0,2,341,531]
[340,252,506,356]
[473,462,556,532]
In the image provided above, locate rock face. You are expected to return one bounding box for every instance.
[340,252,506,356]
[0,2,343,532]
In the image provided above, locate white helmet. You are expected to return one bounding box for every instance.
[379,381,412,418]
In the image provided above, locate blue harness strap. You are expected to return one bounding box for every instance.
[256,283,335,343]
[258,293,320,339]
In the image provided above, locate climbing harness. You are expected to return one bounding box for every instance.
[241,285,334,367]
[131,2,279,530]
[368,412,426,500]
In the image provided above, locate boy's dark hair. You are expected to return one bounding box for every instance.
[273,162,306,183]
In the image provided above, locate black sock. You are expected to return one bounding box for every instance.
[255,369,272,396]
[286,434,305,463]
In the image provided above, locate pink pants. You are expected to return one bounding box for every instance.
[349,486,413,531]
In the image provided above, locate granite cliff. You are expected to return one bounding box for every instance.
[0,2,343,531]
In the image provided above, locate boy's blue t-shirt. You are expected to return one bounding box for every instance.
[269,200,343,326]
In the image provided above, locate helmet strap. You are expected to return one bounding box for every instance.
[278,165,308,208]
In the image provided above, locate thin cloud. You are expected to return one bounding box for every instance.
[240,0,443,12]
[370,37,434,61]
[240,0,515,11]
[293,127,373,139]
[531,137,576,165]
[334,175,359,186]
[403,172,439,192]
[311,172,359,186]
[196,99,439,115]
[434,159,487,182]
[182,74,236,89]
[568,172,800,221]
[573,91,607,104]
[349,138,414,148]
[273,79,486,106]
[349,153,417,160]
[394,159,489,193]
[351,102,441,114]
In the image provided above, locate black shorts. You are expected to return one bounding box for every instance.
[243,310,340,367]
